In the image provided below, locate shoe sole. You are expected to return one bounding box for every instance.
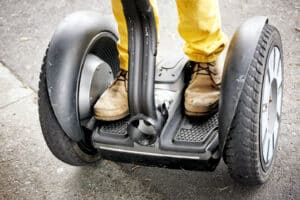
[185,108,218,117]
[94,111,129,121]
[185,101,219,117]
[95,103,218,120]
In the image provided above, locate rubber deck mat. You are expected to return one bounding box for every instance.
[174,113,218,144]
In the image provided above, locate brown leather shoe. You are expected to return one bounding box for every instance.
[184,62,222,116]
[94,70,129,121]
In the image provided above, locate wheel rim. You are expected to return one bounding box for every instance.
[260,46,283,170]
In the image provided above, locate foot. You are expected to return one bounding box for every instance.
[94,70,129,121]
[184,62,222,116]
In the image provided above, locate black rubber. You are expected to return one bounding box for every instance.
[174,113,218,144]
[38,48,101,166]
[223,24,283,185]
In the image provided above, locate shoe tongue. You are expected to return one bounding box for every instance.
[194,62,217,74]
[118,70,128,80]
[193,63,208,73]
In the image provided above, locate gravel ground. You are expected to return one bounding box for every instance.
[0,0,299,199]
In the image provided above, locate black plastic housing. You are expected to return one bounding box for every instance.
[121,0,164,144]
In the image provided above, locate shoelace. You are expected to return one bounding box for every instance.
[194,62,217,76]
[192,62,220,87]
[109,70,128,89]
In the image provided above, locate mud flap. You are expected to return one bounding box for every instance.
[219,16,268,153]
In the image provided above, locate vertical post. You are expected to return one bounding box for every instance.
[121,0,162,145]
[121,0,158,119]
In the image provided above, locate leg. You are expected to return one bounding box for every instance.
[176,0,228,116]
[176,0,227,63]
[94,0,159,121]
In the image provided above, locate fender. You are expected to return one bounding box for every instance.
[46,11,118,141]
[219,16,268,152]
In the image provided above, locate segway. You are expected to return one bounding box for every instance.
[38,0,283,185]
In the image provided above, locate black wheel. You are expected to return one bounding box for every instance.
[39,56,101,165]
[223,24,283,185]
[38,18,119,165]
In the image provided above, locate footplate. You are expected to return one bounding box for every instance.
[93,113,219,153]
[93,117,133,146]
[92,112,220,171]
[174,113,218,145]
[159,112,219,153]
[98,117,129,137]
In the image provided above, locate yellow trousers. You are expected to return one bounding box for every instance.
[111,0,227,71]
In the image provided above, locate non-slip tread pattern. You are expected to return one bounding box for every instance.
[99,117,129,136]
[174,113,218,143]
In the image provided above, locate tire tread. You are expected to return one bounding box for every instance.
[38,47,100,166]
[223,24,282,185]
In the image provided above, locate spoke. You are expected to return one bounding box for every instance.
[262,65,271,104]
[268,135,274,162]
[277,88,282,114]
[262,129,269,162]
[262,126,268,147]
[267,65,273,82]
[268,49,275,80]
[268,63,275,81]
[261,109,268,142]
[273,115,280,146]
[262,76,270,104]
[274,47,280,73]
[276,61,283,89]
[266,136,271,162]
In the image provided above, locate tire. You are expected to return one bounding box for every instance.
[38,49,101,166]
[223,24,283,185]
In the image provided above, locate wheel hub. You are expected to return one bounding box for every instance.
[78,54,114,120]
